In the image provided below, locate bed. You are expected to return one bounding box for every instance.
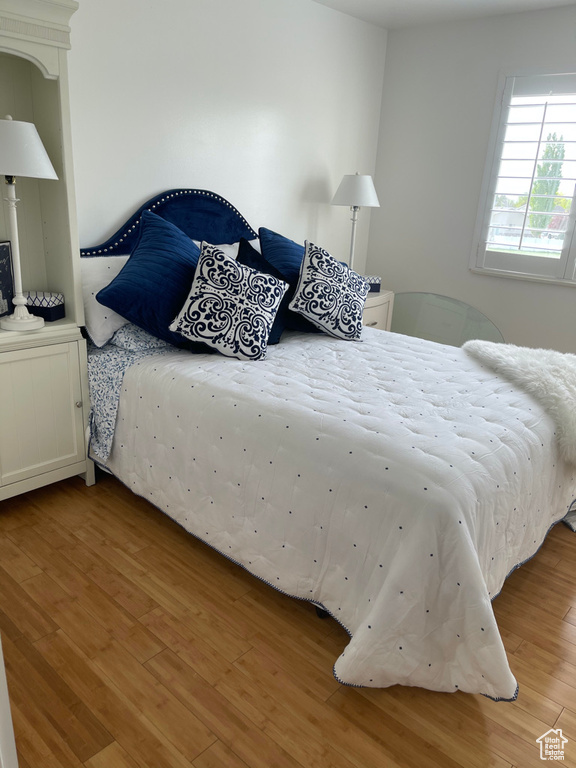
[80,188,576,701]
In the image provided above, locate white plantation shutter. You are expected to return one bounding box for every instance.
[473,73,576,284]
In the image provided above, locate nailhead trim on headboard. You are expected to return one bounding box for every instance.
[81,189,257,257]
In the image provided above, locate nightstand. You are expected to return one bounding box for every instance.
[0,325,92,500]
[363,290,394,331]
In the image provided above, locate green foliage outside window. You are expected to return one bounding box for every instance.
[529,133,565,233]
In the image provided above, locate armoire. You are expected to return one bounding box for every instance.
[0,0,94,503]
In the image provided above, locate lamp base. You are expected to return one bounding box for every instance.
[0,313,44,331]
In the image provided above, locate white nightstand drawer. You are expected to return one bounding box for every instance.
[363,290,394,331]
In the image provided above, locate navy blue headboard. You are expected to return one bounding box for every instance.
[80,188,257,257]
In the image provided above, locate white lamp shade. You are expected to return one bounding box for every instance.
[0,115,57,179]
[331,173,380,208]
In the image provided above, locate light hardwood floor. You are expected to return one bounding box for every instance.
[0,473,575,768]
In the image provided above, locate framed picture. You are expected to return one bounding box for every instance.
[0,242,13,318]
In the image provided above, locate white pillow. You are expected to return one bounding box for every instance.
[192,238,260,259]
[81,255,130,346]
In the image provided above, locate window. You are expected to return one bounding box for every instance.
[472,73,576,285]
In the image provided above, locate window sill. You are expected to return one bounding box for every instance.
[470,266,576,288]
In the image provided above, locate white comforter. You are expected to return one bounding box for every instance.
[102,328,576,699]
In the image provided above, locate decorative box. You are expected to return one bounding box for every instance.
[26,291,65,322]
[364,275,381,293]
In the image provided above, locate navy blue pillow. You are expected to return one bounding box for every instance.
[236,238,290,344]
[258,227,321,334]
[258,227,305,284]
[96,210,203,349]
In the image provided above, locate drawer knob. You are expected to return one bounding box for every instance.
[366,321,378,327]
[75,401,83,408]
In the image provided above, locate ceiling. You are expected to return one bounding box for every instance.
[312,0,576,29]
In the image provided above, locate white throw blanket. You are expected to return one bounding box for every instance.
[463,340,576,466]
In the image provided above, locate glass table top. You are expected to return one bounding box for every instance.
[390,292,504,346]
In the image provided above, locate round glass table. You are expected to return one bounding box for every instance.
[390,292,504,346]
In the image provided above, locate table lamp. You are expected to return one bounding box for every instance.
[0,115,58,331]
[331,172,380,271]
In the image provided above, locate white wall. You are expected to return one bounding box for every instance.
[68,0,386,268]
[368,5,576,352]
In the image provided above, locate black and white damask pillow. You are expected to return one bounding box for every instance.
[170,243,288,360]
[288,241,369,341]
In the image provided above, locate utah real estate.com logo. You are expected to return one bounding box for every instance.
[537,729,568,761]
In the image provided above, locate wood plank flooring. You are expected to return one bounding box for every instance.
[0,473,575,767]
